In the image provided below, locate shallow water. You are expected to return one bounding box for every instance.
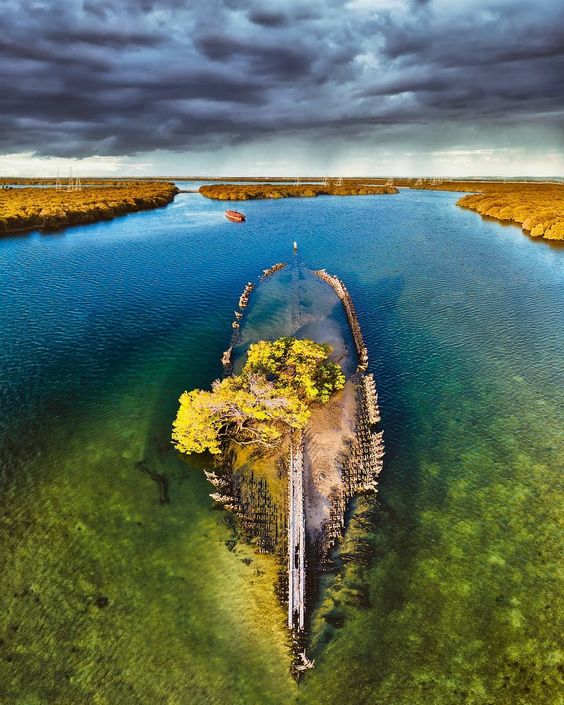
[232,263,356,376]
[0,187,562,704]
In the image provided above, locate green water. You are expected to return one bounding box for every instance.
[0,188,562,704]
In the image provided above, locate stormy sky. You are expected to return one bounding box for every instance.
[1,0,563,176]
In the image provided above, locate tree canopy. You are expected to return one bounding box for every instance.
[244,337,345,404]
[172,337,345,456]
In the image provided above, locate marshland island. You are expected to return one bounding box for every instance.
[0,181,178,235]
[199,182,399,200]
[172,257,384,673]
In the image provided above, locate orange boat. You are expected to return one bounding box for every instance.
[225,209,246,222]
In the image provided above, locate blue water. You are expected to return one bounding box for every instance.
[0,188,562,704]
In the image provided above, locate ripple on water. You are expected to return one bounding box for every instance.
[0,189,562,704]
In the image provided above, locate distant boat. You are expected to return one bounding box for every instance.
[225,209,246,222]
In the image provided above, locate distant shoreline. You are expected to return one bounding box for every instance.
[199,182,399,200]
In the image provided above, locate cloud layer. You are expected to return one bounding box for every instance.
[1,0,563,171]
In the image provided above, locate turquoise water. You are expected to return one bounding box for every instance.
[0,188,562,704]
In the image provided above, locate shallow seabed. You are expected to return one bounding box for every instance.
[0,187,562,704]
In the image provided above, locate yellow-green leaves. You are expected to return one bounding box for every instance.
[245,337,345,404]
[172,338,345,457]
[172,390,224,455]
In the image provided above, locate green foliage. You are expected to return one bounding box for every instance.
[173,374,308,456]
[172,338,345,456]
[245,337,345,404]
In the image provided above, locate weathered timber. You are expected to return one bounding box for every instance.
[310,269,384,563]
[222,265,280,371]
[239,282,255,309]
[206,460,284,556]
[261,262,287,280]
[313,269,369,371]
[221,347,232,368]
[288,434,306,632]
[361,373,381,424]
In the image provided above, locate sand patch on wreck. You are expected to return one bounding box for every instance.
[303,379,357,536]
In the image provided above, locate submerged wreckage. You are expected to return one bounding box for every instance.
[193,252,384,674]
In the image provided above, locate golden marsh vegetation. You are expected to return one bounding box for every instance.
[414,180,564,241]
[0,182,178,234]
[199,182,399,200]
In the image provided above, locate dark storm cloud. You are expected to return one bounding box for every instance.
[248,10,288,27]
[194,34,314,80]
[45,28,165,49]
[1,0,563,158]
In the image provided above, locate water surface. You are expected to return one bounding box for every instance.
[0,188,562,704]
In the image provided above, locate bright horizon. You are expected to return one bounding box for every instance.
[1,147,563,179]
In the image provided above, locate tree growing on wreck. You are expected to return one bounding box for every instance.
[172,337,345,456]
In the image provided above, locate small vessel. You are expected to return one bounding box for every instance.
[225,209,246,222]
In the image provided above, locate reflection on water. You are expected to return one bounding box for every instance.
[0,188,562,704]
